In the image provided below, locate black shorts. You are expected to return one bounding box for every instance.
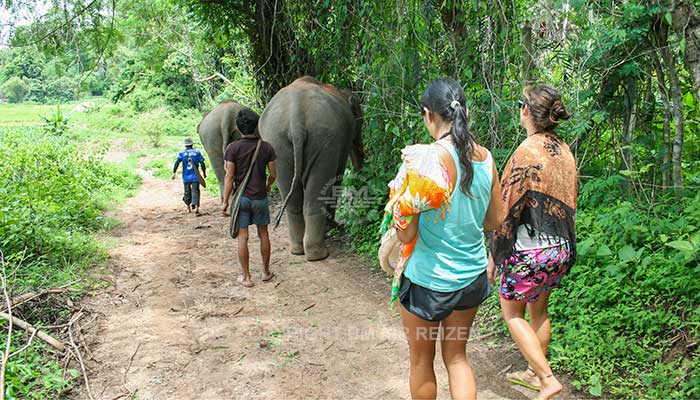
[399,271,491,321]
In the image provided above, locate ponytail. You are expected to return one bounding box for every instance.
[447,101,477,195]
[421,78,478,196]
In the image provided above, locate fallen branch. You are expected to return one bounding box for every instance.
[8,329,37,359]
[1,251,13,400]
[122,342,140,395]
[472,332,497,341]
[4,287,78,311]
[76,319,97,363]
[68,312,94,400]
[0,312,65,352]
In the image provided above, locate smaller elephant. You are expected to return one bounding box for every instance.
[260,76,364,261]
[197,101,245,198]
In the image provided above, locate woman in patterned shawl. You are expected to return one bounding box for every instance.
[388,78,502,399]
[487,84,576,400]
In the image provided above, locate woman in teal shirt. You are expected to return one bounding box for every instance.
[396,78,503,399]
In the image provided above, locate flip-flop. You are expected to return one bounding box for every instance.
[506,370,541,391]
[262,272,275,282]
[237,275,254,288]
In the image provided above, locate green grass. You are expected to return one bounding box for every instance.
[0,125,141,398]
[0,97,105,127]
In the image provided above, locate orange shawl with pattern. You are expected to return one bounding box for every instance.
[492,132,578,265]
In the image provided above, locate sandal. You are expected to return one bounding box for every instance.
[506,367,541,391]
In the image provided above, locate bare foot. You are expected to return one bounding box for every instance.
[262,271,275,282]
[506,368,540,391]
[237,275,254,288]
[537,375,562,400]
[187,205,192,213]
[195,207,201,215]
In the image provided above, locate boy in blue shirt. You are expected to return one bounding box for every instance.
[172,137,207,214]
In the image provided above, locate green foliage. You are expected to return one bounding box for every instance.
[4,0,700,398]
[40,106,70,136]
[1,340,74,399]
[143,157,172,179]
[0,126,139,397]
[44,76,79,102]
[547,187,700,399]
[0,128,140,293]
[137,107,168,147]
[161,108,200,137]
[1,77,28,103]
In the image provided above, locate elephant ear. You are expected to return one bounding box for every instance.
[342,90,365,170]
[346,92,362,121]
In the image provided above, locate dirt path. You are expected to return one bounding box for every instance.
[73,154,574,399]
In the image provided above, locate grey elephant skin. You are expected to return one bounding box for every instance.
[197,100,244,199]
[260,77,364,261]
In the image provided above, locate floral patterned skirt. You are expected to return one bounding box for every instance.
[498,242,572,303]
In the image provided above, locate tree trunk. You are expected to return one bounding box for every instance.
[652,48,673,187]
[671,0,700,102]
[522,19,535,83]
[439,1,469,78]
[621,76,638,174]
[658,20,685,193]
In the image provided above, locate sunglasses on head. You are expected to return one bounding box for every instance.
[518,100,528,109]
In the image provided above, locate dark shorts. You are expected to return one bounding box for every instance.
[399,271,492,321]
[238,196,270,228]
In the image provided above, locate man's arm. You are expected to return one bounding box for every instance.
[266,160,277,192]
[171,158,182,180]
[221,160,236,215]
[199,154,207,178]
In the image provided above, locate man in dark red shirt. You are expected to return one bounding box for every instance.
[221,108,277,287]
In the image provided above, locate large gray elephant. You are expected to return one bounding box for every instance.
[260,76,364,261]
[197,100,244,197]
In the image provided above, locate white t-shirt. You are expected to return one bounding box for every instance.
[515,224,568,251]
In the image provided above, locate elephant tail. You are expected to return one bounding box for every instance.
[274,131,304,229]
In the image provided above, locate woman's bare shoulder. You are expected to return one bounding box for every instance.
[472,145,490,162]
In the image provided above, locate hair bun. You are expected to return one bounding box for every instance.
[549,100,571,123]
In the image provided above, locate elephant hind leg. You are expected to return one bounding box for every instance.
[276,156,305,255]
[303,212,330,261]
[302,178,331,261]
[287,205,306,256]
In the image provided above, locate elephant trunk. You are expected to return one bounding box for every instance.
[274,125,305,229]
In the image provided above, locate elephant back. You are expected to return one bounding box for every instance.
[260,79,355,134]
[198,100,244,137]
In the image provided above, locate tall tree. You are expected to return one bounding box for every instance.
[185,0,313,101]
[669,0,700,100]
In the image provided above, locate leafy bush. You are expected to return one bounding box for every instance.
[0,127,140,292]
[45,76,79,102]
[161,108,200,137]
[1,77,28,103]
[82,102,135,134]
[24,77,48,103]
[136,107,168,147]
[0,127,140,398]
[128,85,167,112]
[2,341,75,399]
[143,157,172,179]
[40,106,70,136]
[546,186,700,399]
